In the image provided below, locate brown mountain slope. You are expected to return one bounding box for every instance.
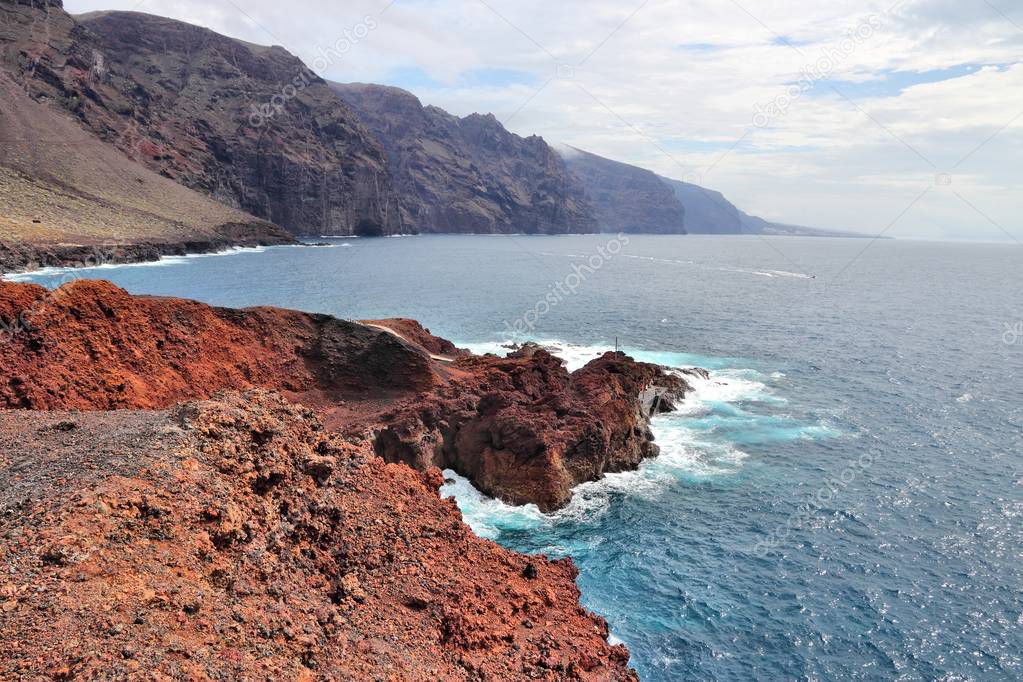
[0,1,293,275]
[68,9,401,236]
[334,83,597,234]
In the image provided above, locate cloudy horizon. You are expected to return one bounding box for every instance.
[65,0,1022,242]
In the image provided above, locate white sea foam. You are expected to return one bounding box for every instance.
[2,243,342,282]
[442,341,790,533]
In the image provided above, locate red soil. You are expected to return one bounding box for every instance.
[0,391,636,679]
[0,280,435,411]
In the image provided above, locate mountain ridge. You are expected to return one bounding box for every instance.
[76,9,403,237]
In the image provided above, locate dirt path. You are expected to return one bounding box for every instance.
[363,323,456,363]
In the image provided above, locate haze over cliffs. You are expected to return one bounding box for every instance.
[334,83,597,234]
[556,146,687,235]
[659,176,871,237]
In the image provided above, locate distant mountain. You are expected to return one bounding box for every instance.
[657,179,743,234]
[332,83,597,234]
[659,176,874,238]
[556,146,687,234]
[76,11,401,236]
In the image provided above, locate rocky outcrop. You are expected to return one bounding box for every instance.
[1,280,695,512]
[0,280,435,410]
[361,318,470,358]
[557,146,687,234]
[0,390,638,679]
[333,83,597,234]
[372,347,691,511]
[68,11,402,236]
[0,280,666,676]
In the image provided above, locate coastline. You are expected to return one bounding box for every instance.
[0,242,351,282]
[0,232,298,280]
[0,278,696,678]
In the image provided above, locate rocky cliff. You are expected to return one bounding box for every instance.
[659,176,745,234]
[0,278,700,677]
[557,146,687,234]
[371,342,691,511]
[333,83,597,234]
[0,0,294,275]
[72,11,401,236]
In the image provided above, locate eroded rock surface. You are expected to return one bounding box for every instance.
[0,391,637,679]
[0,280,434,410]
[372,347,691,511]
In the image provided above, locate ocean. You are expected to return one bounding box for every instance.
[11,234,1022,680]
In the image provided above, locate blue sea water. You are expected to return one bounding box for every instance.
[11,234,1022,680]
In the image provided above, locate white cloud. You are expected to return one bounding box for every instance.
[64,0,1023,240]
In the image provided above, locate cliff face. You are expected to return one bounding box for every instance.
[73,11,402,236]
[0,0,294,274]
[659,176,745,234]
[0,391,637,679]
[333,83,597,234]
[557,146,687,234]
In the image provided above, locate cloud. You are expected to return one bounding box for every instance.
[64,0,1022,240]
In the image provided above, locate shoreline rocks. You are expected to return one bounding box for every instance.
[374,348,692,511]
[0,231,295,278]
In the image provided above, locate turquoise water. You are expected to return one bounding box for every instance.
[11,235,1022,680]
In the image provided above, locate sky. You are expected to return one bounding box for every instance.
[65,0,1023,242]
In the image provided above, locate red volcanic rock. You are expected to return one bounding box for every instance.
[373,348,691,512]
[0,280,434,411]
[0,391,637,679]
[1,280,693,512]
